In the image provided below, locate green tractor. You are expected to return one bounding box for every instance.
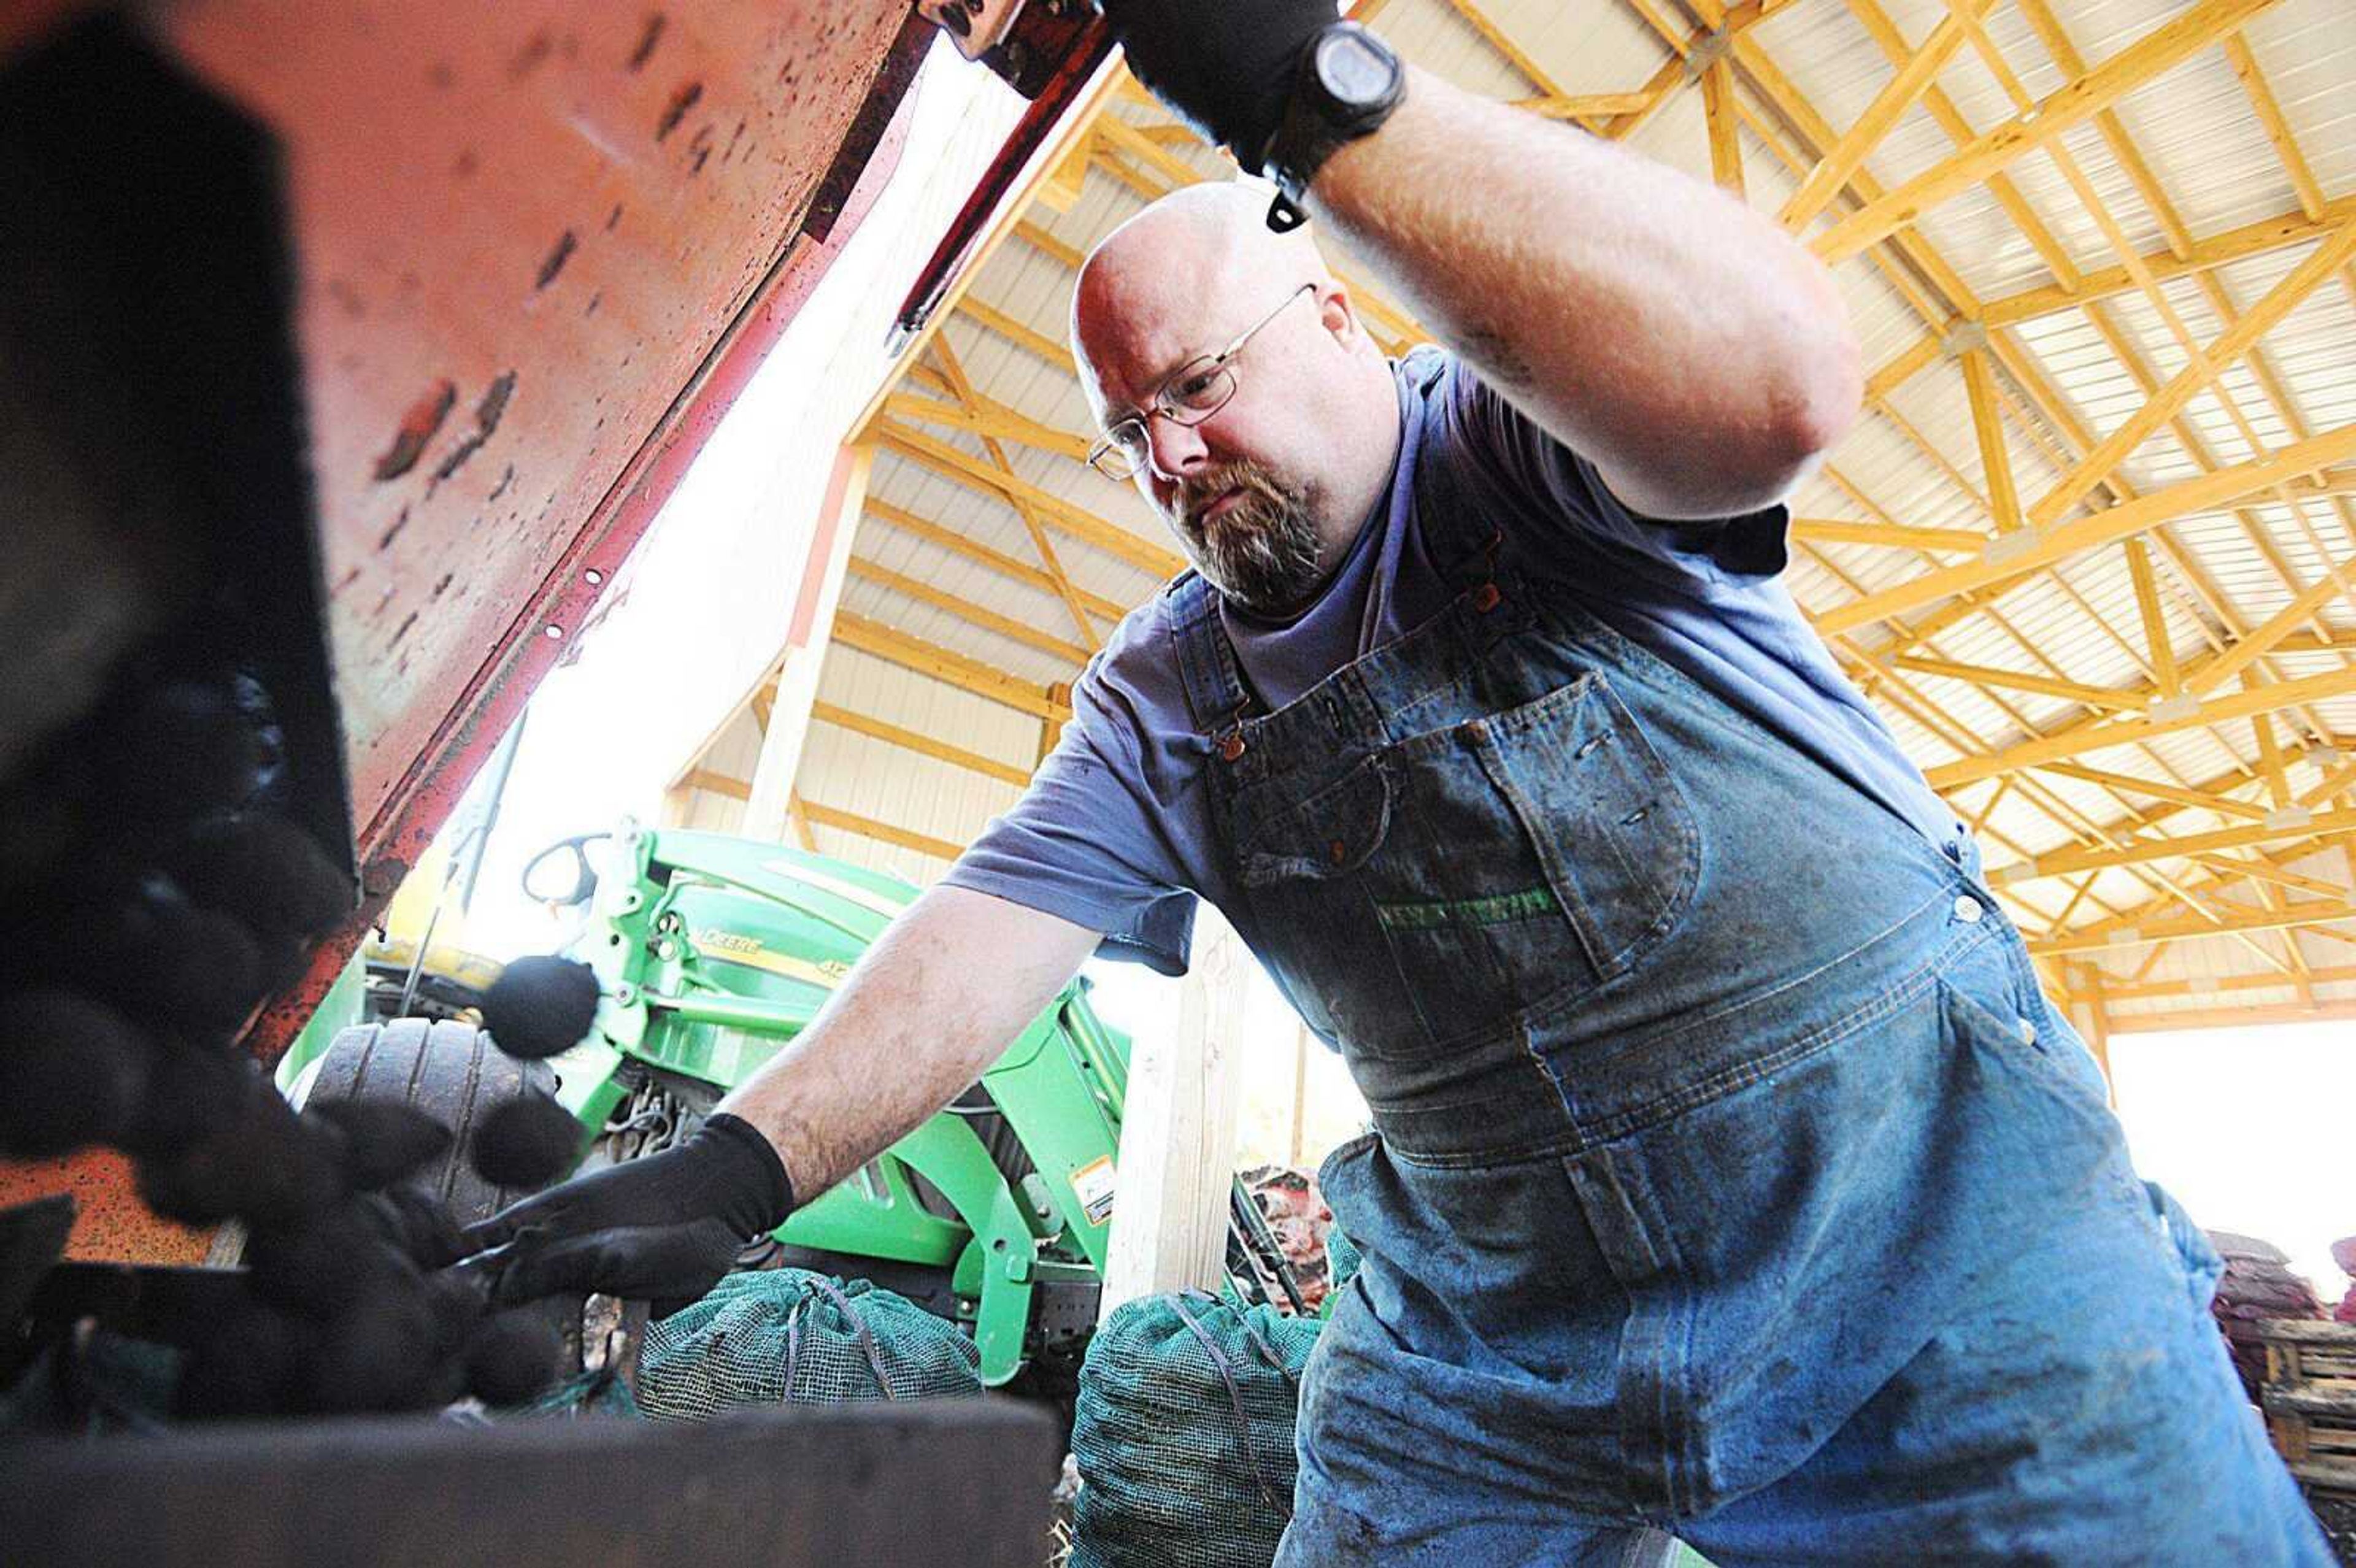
[277,819,1303,1399]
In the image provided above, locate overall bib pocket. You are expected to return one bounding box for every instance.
[1234,671,1700,1056]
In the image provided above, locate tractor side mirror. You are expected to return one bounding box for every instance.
[522,834,604,907]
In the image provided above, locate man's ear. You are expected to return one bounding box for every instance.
[1317,284,1363,347]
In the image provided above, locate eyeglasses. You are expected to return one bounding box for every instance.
[1086,282,1316,482]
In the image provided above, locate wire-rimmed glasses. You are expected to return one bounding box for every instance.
[1085,282,1315,482]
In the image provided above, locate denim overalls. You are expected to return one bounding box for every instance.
[1165,428,2328,1563]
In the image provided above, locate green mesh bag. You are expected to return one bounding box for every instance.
[1070,1289,1323,1568]
[638,1268,981,1420]
[518,1366,643,1420]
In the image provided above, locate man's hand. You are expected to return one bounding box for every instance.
[1097,0,1334,166]
[458,1113,794,1307]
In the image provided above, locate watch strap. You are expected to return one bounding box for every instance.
[1258,23,1403,233]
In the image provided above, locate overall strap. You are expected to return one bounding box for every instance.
[1165,571,1253,749]
[1401,348,1507,593]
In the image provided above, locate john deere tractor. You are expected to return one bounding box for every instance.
[278,819,1299,1396]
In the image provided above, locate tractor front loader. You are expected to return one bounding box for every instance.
[279,820,1303,1402]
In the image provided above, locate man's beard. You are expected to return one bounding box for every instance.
[1174,460,1324,615]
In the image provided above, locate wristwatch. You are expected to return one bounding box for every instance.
[1258,22,1406,234]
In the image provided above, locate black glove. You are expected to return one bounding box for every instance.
[1097,0,1335,167]
[458,1113,794,1307]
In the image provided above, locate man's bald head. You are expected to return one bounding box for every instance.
[1064,182,1403,614]
[1071,183,1330,383]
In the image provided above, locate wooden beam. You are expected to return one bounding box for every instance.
[845,557,1091,666]
[1891,656,2145,713]
[1933,665,2356,789]
[2182,551,2356,698]
[926,332,1104,651]
[2014,0,2196,257]
[1716,12,1985,318]
[1777,0,1993,229]
[2303,758,2356,810]
[876,420,1182,578]
[863,497,1133,627]
[1812,0,2282,263]
[1098,915,1249,1317]
[2190,851,2344,901]
[1992,805,2356,883]
[954,298,1072,371]
[798,801,965,863]
[1965,776,2014,836]
[809,701,1031,788]
[880,392,1091,462]
[1792,517,1989,553]
[1701,58,1745,199]
[2088,962,2356,1006]
[2122,537,2180,697]
[2223,34,2325,223]
[745,443,874,845]
[2063,969,2114,1099]
[2254,699,2294,810]
[1091,117,1226,205]
[1446,0,1558,88]
[1012,218,1084,270]
[1815,420,2356,634]
[1959,347,2022,534]
[784,792,817,852]
[1515,91,1656,120]
[1984,194,2356,325]
[2033,761,2273,822]
[830,612,1071,721]
[1035,126,1095,215]
[2106,999,2356,1032]
[1841,0,2086,294]
[1865,331,1942,401]
[683,768,750,801]
[2031,898,2356,955]
[2265,614,2356,648]
[2028,218,2356,529]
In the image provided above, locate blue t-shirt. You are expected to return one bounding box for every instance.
[943,347,1958,975]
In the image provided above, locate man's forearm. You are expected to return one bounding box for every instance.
[1307,65,1861,519]
[715,885,1102,1200]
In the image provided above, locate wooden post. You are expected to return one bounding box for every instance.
[741,443,872,842]
[2066,964,2116,1104]
[1098,913,1249,1320]
[1288,1020,1311,1167]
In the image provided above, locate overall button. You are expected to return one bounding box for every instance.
[1217,732,1246,763]
[1953,894,1984,923]
[2018,1018,2038,1045]
[1471,582,1502,613]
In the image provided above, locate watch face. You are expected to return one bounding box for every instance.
[1316,29,1396,107]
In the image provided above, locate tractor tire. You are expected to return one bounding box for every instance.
[266,1018,613,1402]
[302,1017,558,1227]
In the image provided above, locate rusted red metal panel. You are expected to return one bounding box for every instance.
[245,47,928,1071]
[154,2,915,840]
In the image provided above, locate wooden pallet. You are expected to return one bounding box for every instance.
[2260,1320,2356,1496]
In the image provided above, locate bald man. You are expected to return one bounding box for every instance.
[468,4,2328,1562]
